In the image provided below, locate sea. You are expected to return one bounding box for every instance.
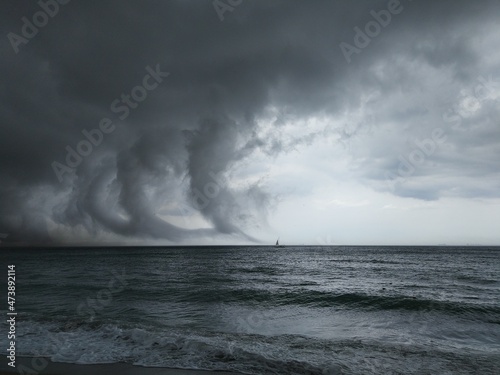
[1,246,499,374]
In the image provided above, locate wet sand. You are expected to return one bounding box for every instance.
[0,357,241,375]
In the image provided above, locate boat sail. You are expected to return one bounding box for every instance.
[275,238,284,247]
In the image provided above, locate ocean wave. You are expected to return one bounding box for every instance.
[121,287,500,317]
[12,320,500,375]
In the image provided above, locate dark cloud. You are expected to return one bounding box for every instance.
[1,0,499,245]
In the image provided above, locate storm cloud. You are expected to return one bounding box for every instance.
[1,0,499,245]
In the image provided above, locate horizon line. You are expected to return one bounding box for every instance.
[1,244,499,249]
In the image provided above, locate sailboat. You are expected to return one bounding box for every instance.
[275,238,284,248]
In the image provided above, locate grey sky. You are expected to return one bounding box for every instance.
[1,0,499,246]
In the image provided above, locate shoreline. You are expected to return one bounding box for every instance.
[0,357,242,375]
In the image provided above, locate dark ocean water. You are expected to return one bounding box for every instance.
[1,246,499,374]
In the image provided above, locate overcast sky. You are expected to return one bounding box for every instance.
[1,0,499,246]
